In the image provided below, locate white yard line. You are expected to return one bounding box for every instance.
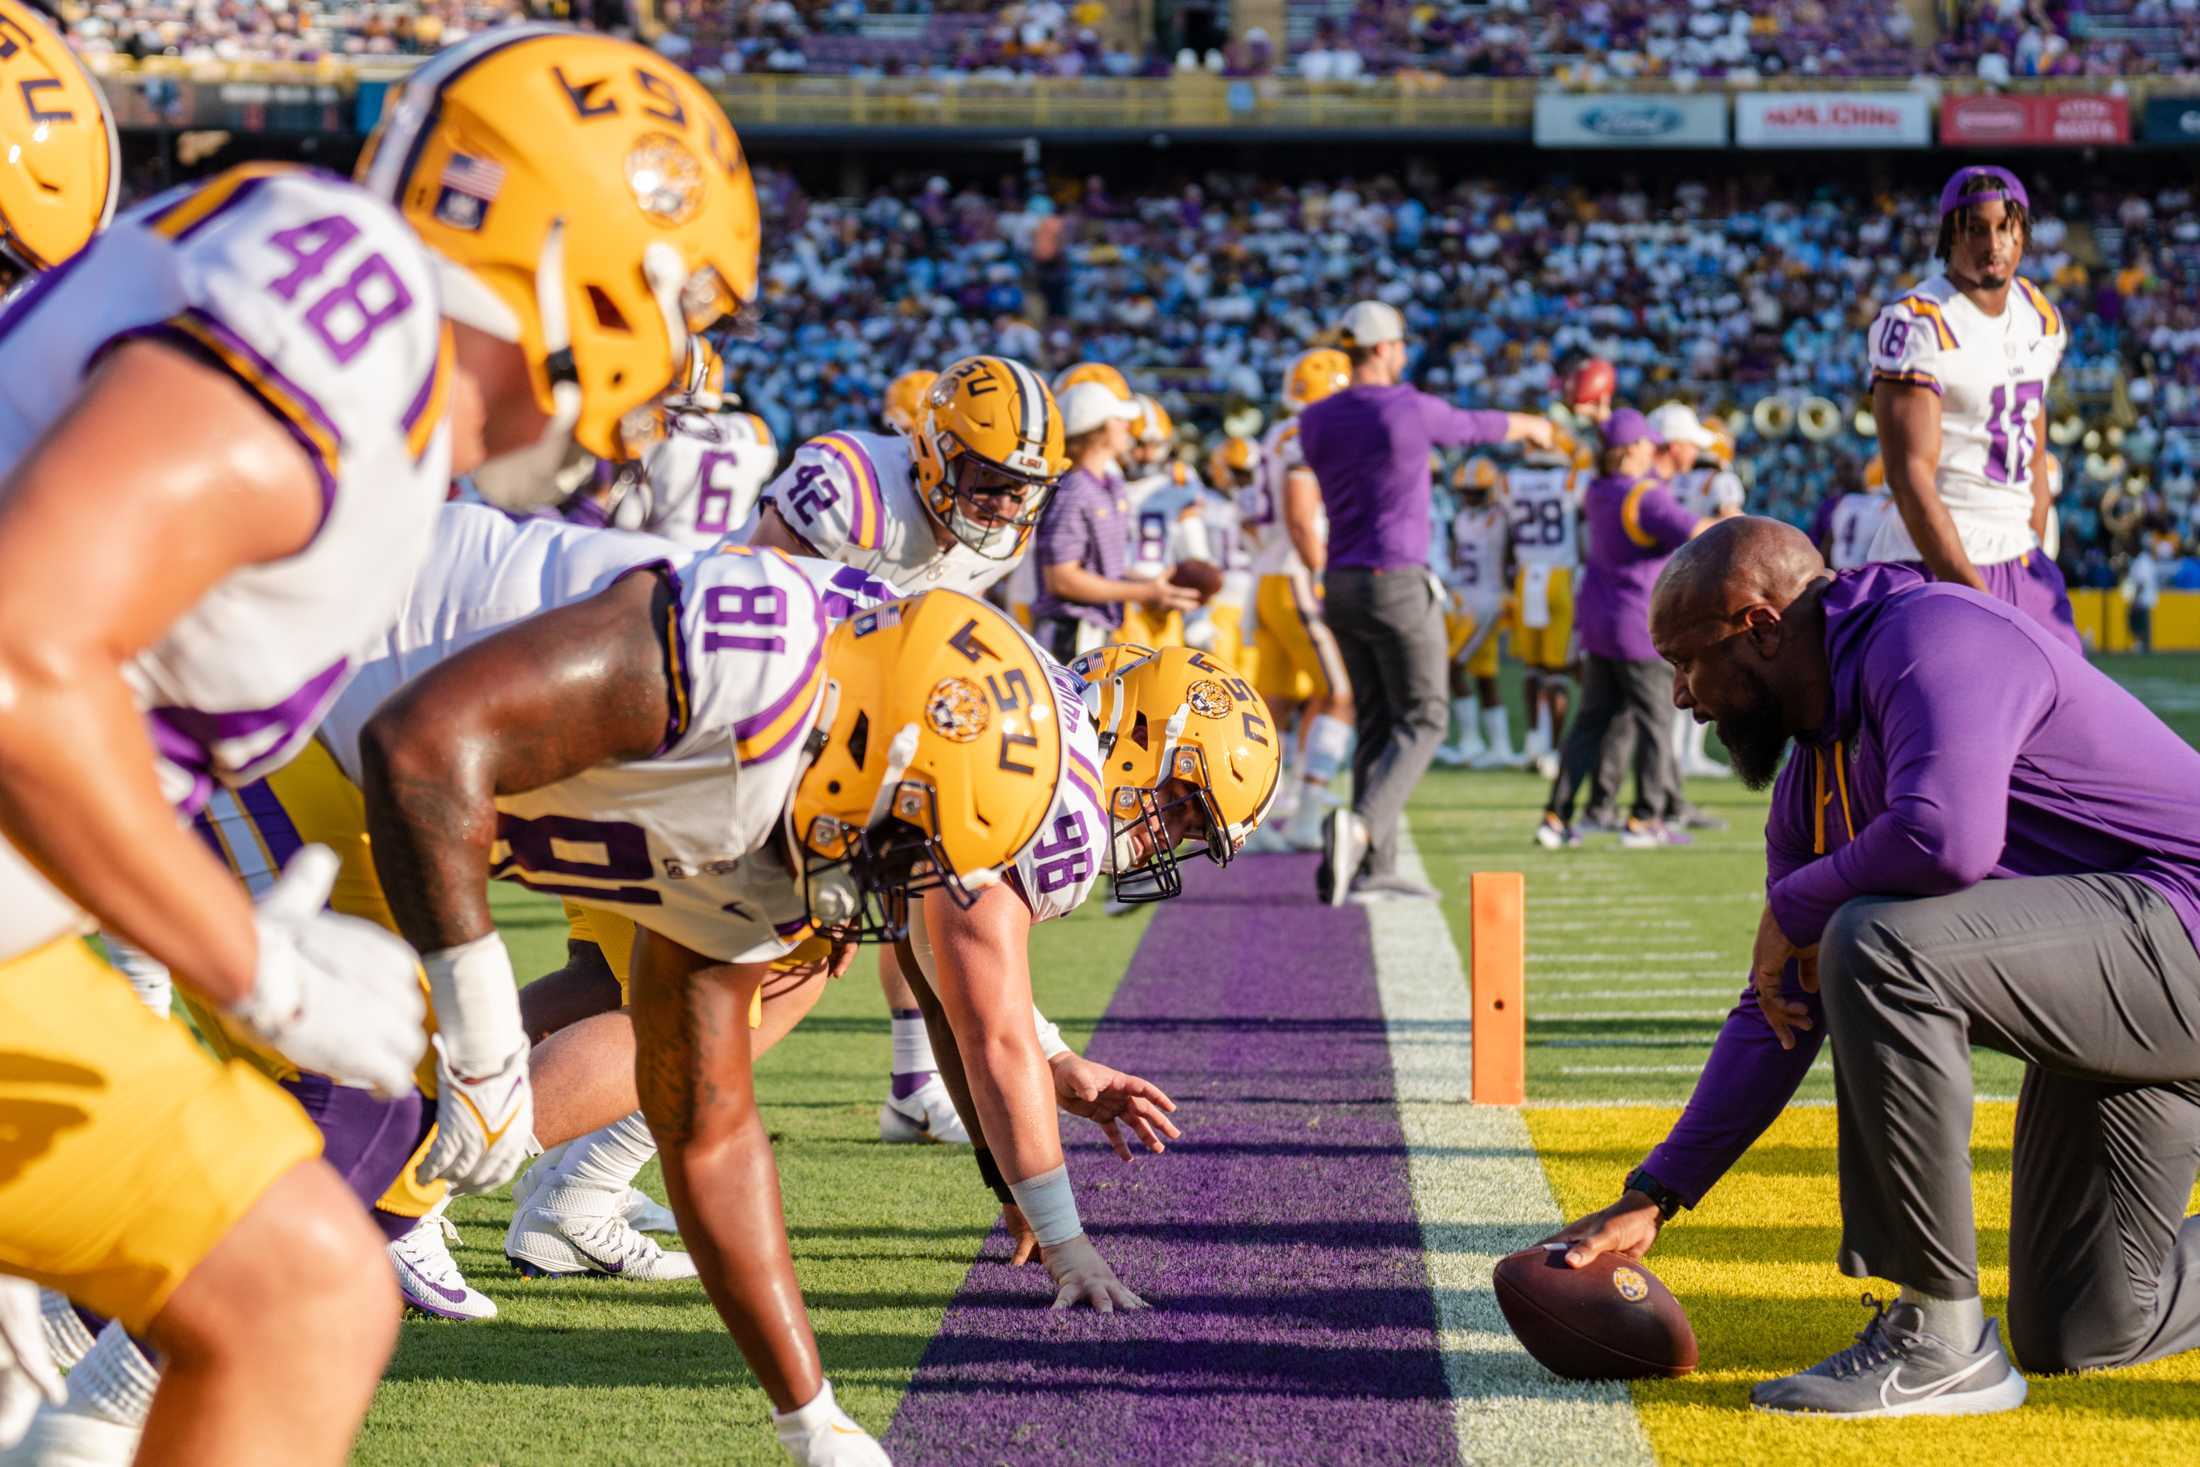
[1372,832,1656,1467]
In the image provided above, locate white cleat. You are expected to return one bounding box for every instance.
[512,1151,677,1235]
[879,1073,971,1145]
[37,1290,94,1373]
[389,1212,497,1321]
[0,1407,139,1467]
[506,1185,700,1281]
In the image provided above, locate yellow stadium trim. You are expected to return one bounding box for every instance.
[1619,477,1659,549]
[166,314,342,490]
[1897,296,1959,351]
[405,325,454,464]
[734,655,825,764]
[148,162,293,241]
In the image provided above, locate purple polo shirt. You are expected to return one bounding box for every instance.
[1642,564,2200,1205]
[1576,474,1697,662]
[1298,384,1508,571]
[1030,465,1128,630]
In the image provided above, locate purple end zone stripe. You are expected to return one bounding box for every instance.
[885,853,1455,1466]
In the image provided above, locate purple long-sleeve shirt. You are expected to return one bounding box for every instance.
[1578,474,1698,662]
[1643,563,2200,1205]
[1297,384,1508,571]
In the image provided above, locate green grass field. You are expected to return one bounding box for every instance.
[350,651,2200,1464]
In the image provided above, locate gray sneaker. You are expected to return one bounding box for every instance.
[1347,872,1439,903]
[1751,1296,2027,1419]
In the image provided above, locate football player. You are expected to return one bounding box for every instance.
[1508,430,1587,778]
[1868,166,2077,650]
[742,358,1066,1147]
[348,508,1062,1466]
[1246,348,1354,852]
[1433,457,1519,769]
[882,368,938,433]
[0,22,759,1466]
[601,340,780,550]
[1821,454,1896,572]
[1119,395,1212,650]
[1195,435,1261,672]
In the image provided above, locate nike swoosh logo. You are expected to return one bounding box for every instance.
[1881,1350,1996,1406]
[567,1236,629,1275]
[395,1253,471,1305]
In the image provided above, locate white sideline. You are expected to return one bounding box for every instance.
[1373,832,1657,1467]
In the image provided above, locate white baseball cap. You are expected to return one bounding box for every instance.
[1647,402,1718,450]
[1335,300,1406,348]
[1060,379,1144,437]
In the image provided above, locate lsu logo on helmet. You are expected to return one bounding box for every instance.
[357,26,761,465]
[0,0,119,280]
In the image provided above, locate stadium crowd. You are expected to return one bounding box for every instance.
[49,0,2200,78]
[715,164,2200,572]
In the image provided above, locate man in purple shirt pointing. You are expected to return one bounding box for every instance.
[1297,300,1549,904]
[1547,517,2200,1418]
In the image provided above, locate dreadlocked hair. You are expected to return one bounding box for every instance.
[1935,171,2032,262]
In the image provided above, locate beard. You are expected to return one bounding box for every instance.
[1711,662,1792,790]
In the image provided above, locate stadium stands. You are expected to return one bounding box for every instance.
[712,166,2197,569]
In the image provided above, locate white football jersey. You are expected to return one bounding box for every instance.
[1828,491,1896,571]
[1507,465,1582,570]
[637,411,778,552]
[1009,658,1109,924]
[1865,273,2067,566]
[759,428,1024,597]
[1123,464,1210,579]
[323,505,892,964]
[0,164,450,959]
[1249,418,1323,578]
[1197,490,1255,611]
[1440,500,1509,614]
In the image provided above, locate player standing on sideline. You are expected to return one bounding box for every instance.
[1119,395,1211,650]
[1433,457,1520,768]
[1658,412,1743,779]
[0,21,761,1464]
[1819,455,1896,570]
[1194,435,1260,671]
[1245,348,1356,851]
[1507,430,1586,778]
[1867,166,2079,650]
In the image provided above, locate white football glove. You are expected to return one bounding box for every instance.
[772,1380,890,1467]
[415,934,534,1195]
[0,1277,64,1450]
[228,846,428,1100]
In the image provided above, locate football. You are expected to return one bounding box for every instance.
[1493,1246,1697,1380]
[1169,558,1225,603]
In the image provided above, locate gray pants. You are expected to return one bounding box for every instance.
[1821,873,2200,1373]
[1320,566,1448,880]
[1545,654,1678,825]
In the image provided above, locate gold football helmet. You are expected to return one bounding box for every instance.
[883,369,938,433]
[1283,348,1351,415]
[1069,644,1281,903]
[1132,394,1175,447]
[1053,361,1133,403]
[792,591,1064,942]
[1455,456,1502,496]
[357,26,761,465]
[0,0,118,282]
[910,355,1067,561]
[1863,453,1887,492]
[1206,434,1258,492]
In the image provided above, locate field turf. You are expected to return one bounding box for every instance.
[349,651,2200,1464]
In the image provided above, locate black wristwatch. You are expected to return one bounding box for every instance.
[1623,1165,1685,1222]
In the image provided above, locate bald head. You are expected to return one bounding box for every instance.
[1651,516,1826,648]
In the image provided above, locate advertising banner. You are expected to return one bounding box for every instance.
[1941,93,2130,147]
[1735,91,1930,148]
[2142,94,2200,144]
[1533,92,1727,148]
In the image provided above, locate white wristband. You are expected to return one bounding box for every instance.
[420,932,525,1076]
[1006,1163,1082,1247]
[1032,1005,1070,1061]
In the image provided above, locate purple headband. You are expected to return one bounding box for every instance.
[1939,166,2029,218]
